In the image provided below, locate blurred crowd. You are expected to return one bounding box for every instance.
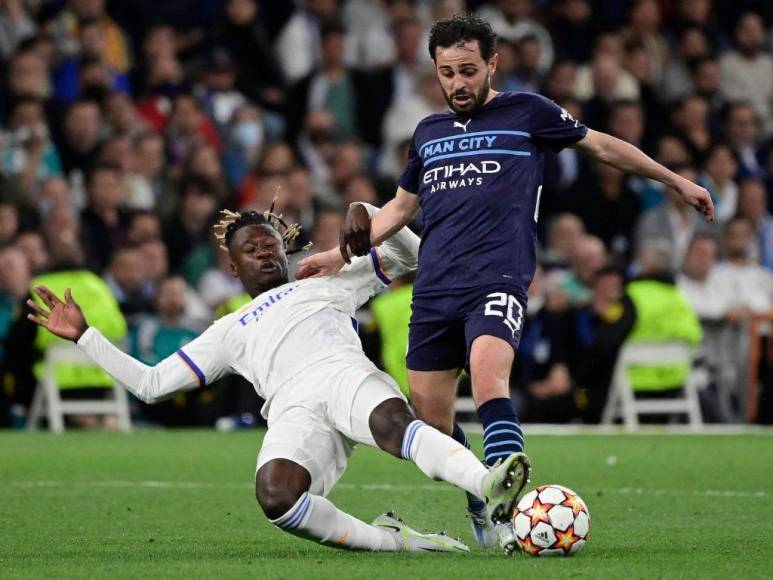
[0,0,771,428]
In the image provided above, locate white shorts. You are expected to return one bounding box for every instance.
[256,367,406,497]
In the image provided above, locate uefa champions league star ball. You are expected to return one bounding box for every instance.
[512,484,590,556]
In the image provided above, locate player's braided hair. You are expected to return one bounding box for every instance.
[212,197,312,254]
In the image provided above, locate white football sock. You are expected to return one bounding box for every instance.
[401,420,488,499]
[271,492,401,551]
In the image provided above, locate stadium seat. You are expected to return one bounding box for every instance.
[26,344,132,433]
[601,342,703,430]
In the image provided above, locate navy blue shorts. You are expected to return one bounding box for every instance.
[406,286,528,372]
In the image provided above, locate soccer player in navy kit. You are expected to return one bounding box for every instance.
[297,14,714,552]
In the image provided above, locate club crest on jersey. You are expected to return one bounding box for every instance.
[453,119,471,132]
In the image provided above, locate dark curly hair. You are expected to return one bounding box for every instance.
[428,13,497,62]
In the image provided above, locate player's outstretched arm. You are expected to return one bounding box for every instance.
[28,286,215,404]
[572,129,715,221]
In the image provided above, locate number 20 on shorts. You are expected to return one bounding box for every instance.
[484,292,524,338]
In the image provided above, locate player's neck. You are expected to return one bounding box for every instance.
[483,89,499,105]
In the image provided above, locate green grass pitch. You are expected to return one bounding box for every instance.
[2,430,772,579]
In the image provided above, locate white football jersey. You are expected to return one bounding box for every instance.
[77,204,419,415]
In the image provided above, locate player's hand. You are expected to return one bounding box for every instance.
[27,286,89,342]
[340,204,372,263]
[296,248,346,279]
[674,177,715,222]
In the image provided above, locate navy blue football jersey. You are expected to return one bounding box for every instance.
[398,91,587,297]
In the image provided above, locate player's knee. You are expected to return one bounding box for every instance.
[368,398,415,457]
[255,460,311,520]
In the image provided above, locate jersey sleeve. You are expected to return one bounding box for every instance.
[355,202,420,282]
[397,131,423,194]
[77,322,231,404]
[527,93,588,152]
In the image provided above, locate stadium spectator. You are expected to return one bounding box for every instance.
[620,0,668,86]
[0,245,30,425]
[719,12,773,136]
[79,161,126,272]
[691,56,723,118]
[165,93,221,165]
[194,48,248,131]
[126,133,168,212]
[0,246,31,355]
[125,209,161,246]
[1,97,62,196]
[0,0,36,61]
[180,144,229,200]
[52,16,131,104]
[661,26,710,103]
[479,0,554,74]
[724,102,765,178]
[555,234,608,306]
[137,239,169,291]
[211,0,285,109]
[4,48,51,104]
[672,94,712,161]
[540,213,585,272]
[130,275,203,426]
[379,65,447,179]
[13,231,49,275]
[716,217,773,316]
[0,201,20,244]
[46,0,132,73]
[575,32,639,106]
[275,0,340,85]
[221,105,266,191]
[56,98,102,180]
[238,141,296,209]
[513,267,578,423]
[700,142,739,224]
[634,165,716,271]
[567,160,641,263]
[103,91,146,137]
[678,234,737,321]
[103,246,154,323]
[547,0,594,64]
[162,174,219,271]
[285,20,363,143]
[736,178,773,269]
[679,232,763,422]
[572,265,629,423]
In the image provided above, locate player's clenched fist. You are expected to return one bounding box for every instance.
[340,204,372,263]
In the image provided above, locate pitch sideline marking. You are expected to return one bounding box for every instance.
[7,480,768,499]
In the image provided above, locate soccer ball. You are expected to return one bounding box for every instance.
[512,484,590,556]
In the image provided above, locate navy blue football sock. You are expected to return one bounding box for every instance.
[478,397,524,467]
[451,422,485,511]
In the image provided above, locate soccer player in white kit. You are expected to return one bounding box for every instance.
[27,203,530,553]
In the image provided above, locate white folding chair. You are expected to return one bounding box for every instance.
[601,342,703,430]
[26,344,131,433]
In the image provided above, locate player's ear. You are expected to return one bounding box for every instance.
[488,52,498,75]
[228,254,238,278]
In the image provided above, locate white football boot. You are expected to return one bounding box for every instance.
[481,452,531,528]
